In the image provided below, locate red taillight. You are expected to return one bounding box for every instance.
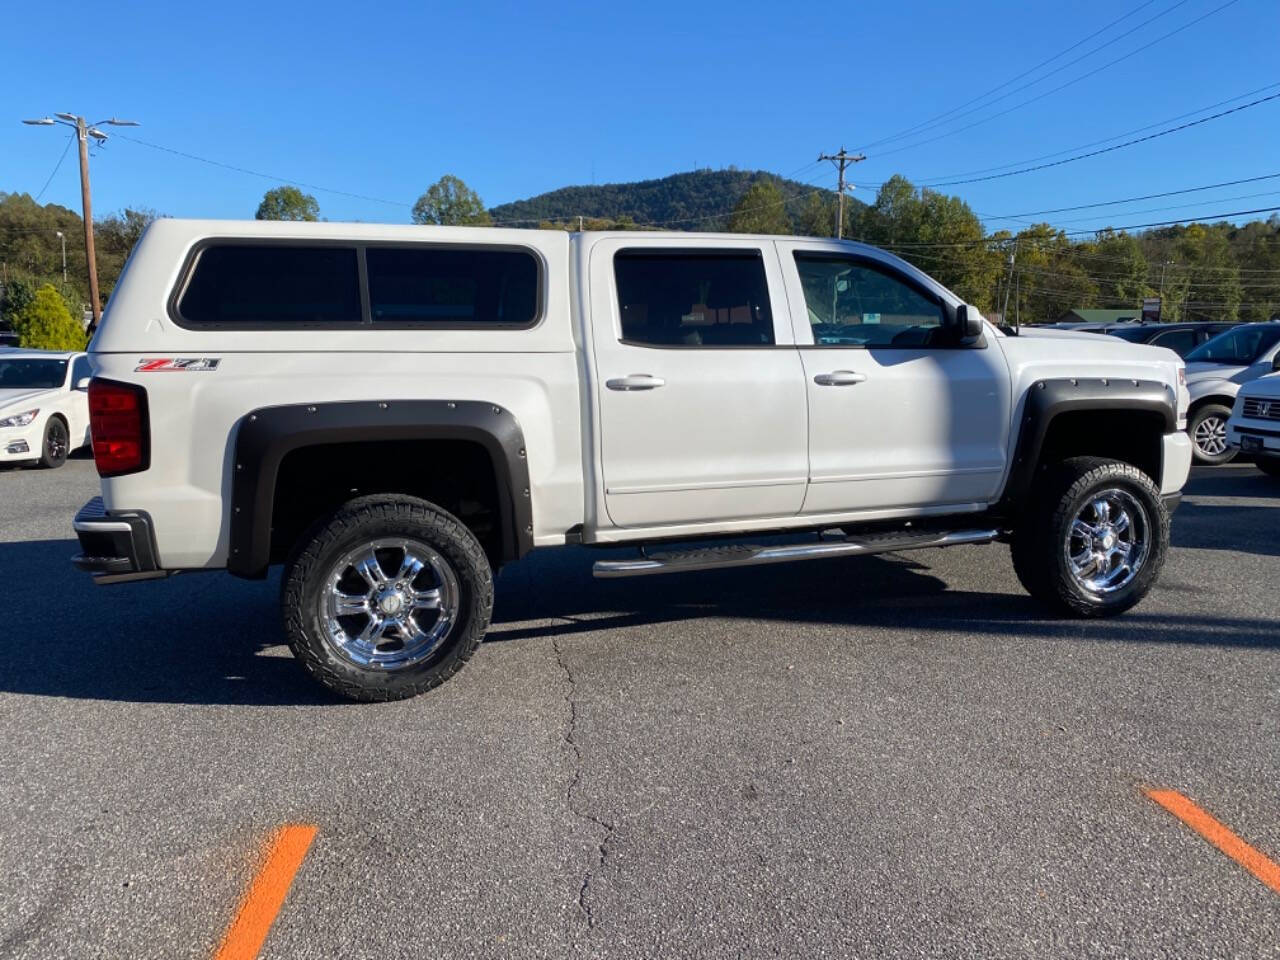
[89,378,149,477]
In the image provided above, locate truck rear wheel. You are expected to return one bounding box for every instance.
[281,494,493,701]
[1010,457,1168,618]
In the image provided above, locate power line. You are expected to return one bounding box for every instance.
[34,132,75,202]
[912,81,1280,186]
[867,206,1280,248]
[984,188,1280,228]
[862,0,1244,162]
[979,171,1280,220]
[115,133,412,209]
[924,90,1280,187]
[853,0,1178,153]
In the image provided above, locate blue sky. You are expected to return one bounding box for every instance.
[2,0,1277,233]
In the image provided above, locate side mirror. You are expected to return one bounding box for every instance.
[75,377,91,391]
[956,304,984,345]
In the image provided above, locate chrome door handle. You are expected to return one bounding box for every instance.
[606,374,666,391]
[813,370,867,386]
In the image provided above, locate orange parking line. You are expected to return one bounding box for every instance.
[214,824,318,960]
[1145,789,1280,895]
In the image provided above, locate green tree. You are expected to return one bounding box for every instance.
[1006,224,1097,324]
[728,178,792,235]
[97,208,162,301]
[255,186,319,221]
[412,175,492,226]
[794,191,836,238]
[12,283,86,350]
[1082,230,1149,306]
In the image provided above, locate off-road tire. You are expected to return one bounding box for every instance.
[1010,457,1169,618]
[281,494,493,702]
[39,417,69,469]
[1256,455,1280,478]
[1188,403,1236,465]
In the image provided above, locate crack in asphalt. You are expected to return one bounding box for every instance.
[552,633,616,934]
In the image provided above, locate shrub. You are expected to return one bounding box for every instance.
[12,283,86,351]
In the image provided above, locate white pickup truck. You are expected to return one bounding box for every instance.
[73,220,1192,701]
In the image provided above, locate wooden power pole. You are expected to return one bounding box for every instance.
[22,112,139,335]
[818,147,865,239]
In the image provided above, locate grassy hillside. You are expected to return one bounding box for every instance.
[489,168,849,229]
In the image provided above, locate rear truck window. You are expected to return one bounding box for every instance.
[365,246,539,326]
[176,244,361,326]
[613,250,774,347]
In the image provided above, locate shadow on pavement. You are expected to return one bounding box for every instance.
[0,538,338,707]
[488,545,1280,651]
[3,495,1276,706]
[1184,465,1278,500]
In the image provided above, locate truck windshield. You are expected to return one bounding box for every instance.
[1186,326,1280,364]
[0,358,68,389]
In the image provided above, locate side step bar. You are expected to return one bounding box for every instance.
[592,529,1002,578]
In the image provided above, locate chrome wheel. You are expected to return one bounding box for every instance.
[318,538,460,670]
[1192,414,1227,457]
[1065,488,1150,596]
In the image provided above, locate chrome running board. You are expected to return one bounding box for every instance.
[592,529,1001,578]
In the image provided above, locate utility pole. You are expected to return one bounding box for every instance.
[1001,242,1018,330]
[55,231,67,284]
[818,147,865,239]
[22,112,139,333]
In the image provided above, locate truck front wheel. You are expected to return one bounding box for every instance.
[281,494,493,701]
[1010,457,1169,617]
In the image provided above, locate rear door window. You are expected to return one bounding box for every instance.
[176,245,360,326]
[613,250,775,347]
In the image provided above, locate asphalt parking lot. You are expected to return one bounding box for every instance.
[1,457,1277,959]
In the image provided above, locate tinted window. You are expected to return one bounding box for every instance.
[1150,329,1197,356]
[613,251,774,347]
[178,245,360,325]
[0,358,67,389]
[1107,327,1149,343]
[71,355,91,385]
[795,254,943,347]
[1186,326,1280,364]
[366,246,539,325]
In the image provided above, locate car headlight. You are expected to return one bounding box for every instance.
[0,409,38,428]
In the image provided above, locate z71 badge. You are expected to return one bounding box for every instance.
[135,358,222,372]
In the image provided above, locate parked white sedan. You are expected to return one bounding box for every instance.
[0,349,92,469]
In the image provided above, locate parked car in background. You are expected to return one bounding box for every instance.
[1183,323,1280,464]
[1227,373,1280,477]
[0,349,92,469]
[1103,322,1238,358]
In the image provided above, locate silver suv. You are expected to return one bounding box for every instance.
[1184,323,1280,464]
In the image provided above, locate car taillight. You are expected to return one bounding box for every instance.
[89,378,149,477]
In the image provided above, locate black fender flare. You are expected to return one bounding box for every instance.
[999,377,1176,510]
[228,399,532,578]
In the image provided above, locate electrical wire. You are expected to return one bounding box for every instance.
[862,0,1244,162]
[978,171,1280,220]
[33,133,75,202]
[924,90,1280,187]
[114,133,412,209]
[853,0,1177,153]
[911,81,1280,185]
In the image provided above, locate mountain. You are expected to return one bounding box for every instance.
[488,168,852,230]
